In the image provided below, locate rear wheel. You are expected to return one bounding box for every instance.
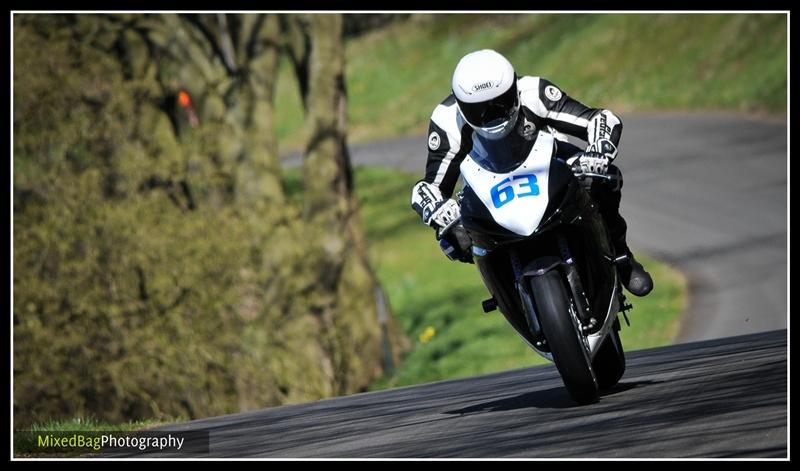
[593,321,626,389]
[530,271,598,404]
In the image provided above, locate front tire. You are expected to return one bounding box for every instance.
[530,271,599,404]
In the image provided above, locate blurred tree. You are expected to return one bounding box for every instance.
[342,14,410,38]
[13,13,406,426]
[283,14,407,394]
[144,13,285,206]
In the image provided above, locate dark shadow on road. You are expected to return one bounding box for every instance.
[598,380,659,397]
[444,380,658,415]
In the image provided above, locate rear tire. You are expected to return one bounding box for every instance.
[530,271,599,404]
[593,323,626,389]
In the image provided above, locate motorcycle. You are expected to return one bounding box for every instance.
[452,129,632,404]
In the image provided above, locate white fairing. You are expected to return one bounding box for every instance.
[459,131,554,236]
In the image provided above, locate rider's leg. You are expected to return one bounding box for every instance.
[554,138,653,296]
[590,164,653,297]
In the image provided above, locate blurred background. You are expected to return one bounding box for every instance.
[12,13,787,431]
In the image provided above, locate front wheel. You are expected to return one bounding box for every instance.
[530,271,599,404]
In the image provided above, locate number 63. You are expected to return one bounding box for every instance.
[490,174,540,208]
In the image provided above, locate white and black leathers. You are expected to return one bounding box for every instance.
[411,74,653,297]
[411,76,622,219]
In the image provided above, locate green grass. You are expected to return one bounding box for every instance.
[14,417,169,457]
[275,13,787,152]
[353,166,686,389]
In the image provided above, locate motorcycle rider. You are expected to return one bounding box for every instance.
[410,49,653,297]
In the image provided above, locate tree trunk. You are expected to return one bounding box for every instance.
[303,14,351,221]
[298,14,406,394]
[128,13,286,207]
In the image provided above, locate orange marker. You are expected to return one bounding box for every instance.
[178,90,192,108]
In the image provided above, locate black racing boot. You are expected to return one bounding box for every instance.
[616,251,653,297]
[590,164,653,297]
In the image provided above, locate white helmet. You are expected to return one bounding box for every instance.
[452,49,520,140]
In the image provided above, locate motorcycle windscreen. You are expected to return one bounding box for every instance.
[460,131,555,236]
[469,130,536,173]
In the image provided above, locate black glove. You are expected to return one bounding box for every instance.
[437,222,473,264]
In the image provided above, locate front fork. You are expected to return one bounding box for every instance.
[557,236,598,333]
[511,235,597,335]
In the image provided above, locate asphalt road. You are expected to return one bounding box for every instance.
[133,113,785,459]
[332,112,788,343]
[116,329,786,458]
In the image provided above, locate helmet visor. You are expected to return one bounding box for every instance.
[457,79,519,127]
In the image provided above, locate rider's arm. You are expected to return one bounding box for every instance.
[411,95,472,224]
[519,76,622,149]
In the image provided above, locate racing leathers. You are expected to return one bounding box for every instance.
[410,76,653,297]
